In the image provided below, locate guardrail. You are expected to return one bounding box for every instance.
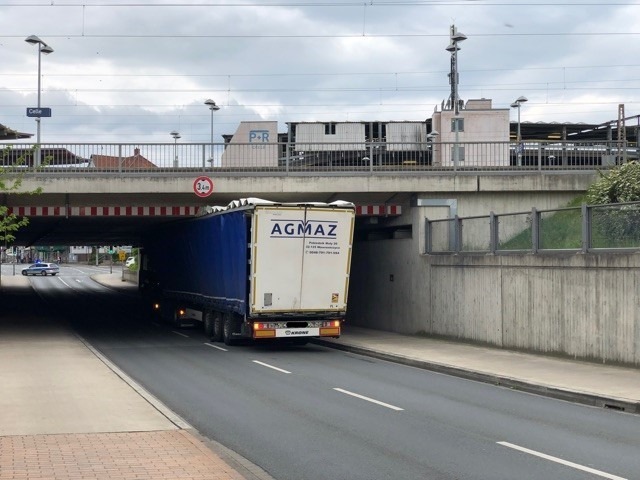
[425,201,640,254]
[1,140,634,175]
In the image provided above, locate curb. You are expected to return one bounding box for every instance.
[312,339,640,415]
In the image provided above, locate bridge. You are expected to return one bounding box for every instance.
[0,139,603,246]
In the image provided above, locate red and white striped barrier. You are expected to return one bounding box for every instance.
[355,205,402,216]
[7,204,401,217]
[7,206,200,217]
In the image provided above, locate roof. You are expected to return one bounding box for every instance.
[89,148,157,169]
[0,123,32,141]
[198,197,355,215]
[1,148,87,166]
[515,118,640,143]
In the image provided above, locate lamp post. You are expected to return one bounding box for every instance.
[510,96,528,166]
[204,99,220,166]
[446,25,466,170]
[25,35,53,168]
[170,130,181,168]
[426,130,439,165]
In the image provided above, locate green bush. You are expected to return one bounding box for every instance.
[587,162,640,244]
[587,161,640,204]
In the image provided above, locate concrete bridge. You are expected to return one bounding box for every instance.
[7,169,597,246]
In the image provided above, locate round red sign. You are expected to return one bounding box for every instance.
[193,176,214,198]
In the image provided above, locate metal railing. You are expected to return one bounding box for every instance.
[0,140,634,175]
[425,201,640,254]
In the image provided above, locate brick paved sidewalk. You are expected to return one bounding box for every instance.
[0,430,248,480]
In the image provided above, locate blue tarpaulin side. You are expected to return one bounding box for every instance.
[142,210,248,316]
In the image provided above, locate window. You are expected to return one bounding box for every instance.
[451,145,465,162]
[324,123,336,135]
[451,118,464,132]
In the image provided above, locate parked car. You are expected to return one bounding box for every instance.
[125,256,136,267]
[21,262,60,276]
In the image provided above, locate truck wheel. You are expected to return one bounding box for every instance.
[203,312,214,340]
[222,313,236,346]
[212,312,223,342]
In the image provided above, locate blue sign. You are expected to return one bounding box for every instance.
[26,107,52,118]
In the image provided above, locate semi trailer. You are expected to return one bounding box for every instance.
[139,198,355,345]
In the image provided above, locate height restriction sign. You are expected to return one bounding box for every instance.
[193,176,214,198]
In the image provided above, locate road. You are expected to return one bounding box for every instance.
[10,264,640,480]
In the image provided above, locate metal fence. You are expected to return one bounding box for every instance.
[0,139,635,175]
[425,201,640,254]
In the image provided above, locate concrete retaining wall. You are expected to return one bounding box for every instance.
[122,268,138,284]
[348,240,640,366]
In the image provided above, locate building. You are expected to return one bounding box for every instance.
[432,98,510,167]
[89,148,157,169]
[0,123,31,141]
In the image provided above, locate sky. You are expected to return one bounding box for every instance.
[1,0,640,145]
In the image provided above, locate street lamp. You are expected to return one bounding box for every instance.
[170,130,181,168]
[25,35,53,168]
[426,130,439,164]
[204,99,220,165]
[446,25,466,170]
[511,96,528,166]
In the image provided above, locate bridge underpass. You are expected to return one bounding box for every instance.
[3,170,596,246]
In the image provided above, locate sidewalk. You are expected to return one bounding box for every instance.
[95,271,640,414]
[315,326,640,414]
[0,273,270,480]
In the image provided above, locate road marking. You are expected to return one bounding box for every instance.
[333,388,404,411]
[497,442,627,480]
[252,360,291,374]
[205,343,228,351]
[171,330,189,338]
[58,278,71,287]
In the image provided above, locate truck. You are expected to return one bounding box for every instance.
[139,198,356,345]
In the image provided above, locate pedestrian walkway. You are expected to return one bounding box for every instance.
[0,273,270,480]
[315,325,640,414]
[93,270,640,415]
[2,269,639,480]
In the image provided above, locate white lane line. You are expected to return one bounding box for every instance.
[205,343,228,351]
[497,442,627,480]
[171,330,189,338]
[252,360,291,374]
[58,277,72,287]
[333,388,404,411]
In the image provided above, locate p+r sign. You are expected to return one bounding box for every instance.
[193,176,214,198]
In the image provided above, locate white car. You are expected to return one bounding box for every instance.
[22,262,60,276]
[125,256,136,267]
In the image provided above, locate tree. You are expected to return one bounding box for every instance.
[586,160,640,204]
[586,161,640,245]
[0,146,43,252]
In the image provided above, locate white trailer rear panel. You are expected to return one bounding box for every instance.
[250,204,355,315]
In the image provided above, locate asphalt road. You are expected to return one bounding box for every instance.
[16,265,640,480]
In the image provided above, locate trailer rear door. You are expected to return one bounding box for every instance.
[250,205,354,314]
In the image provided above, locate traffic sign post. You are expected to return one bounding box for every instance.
[193,176,214,198]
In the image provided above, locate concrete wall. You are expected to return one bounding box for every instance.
[348,225,640,367]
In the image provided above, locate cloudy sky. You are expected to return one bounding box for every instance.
[1,0,639,145]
